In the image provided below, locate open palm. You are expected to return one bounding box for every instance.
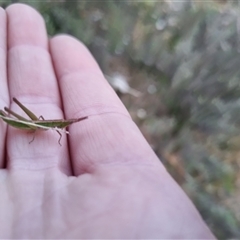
[0,4,214,239]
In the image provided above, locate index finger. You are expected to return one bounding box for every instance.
[50,35,160,175]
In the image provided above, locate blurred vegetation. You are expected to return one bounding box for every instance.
[1,0,240,238]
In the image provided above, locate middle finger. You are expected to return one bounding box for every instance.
[6,4,71,174]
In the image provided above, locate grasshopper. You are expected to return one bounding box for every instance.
[0,98,87,145]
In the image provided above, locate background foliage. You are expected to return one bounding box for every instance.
[1,0,240,238]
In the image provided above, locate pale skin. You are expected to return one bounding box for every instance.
[0,4,215,239]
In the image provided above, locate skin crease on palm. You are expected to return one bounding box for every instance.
[0,4,215,239]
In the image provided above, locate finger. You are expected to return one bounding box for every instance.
[50,36,161,175]
[6,4,71,174]
[0,7,8,168]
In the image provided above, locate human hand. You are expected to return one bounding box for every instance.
[0,4,215,239]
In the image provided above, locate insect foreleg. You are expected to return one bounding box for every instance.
[56,130,62,146]
[29,130,36,144]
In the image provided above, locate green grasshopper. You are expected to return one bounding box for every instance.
[0,98,87,145]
